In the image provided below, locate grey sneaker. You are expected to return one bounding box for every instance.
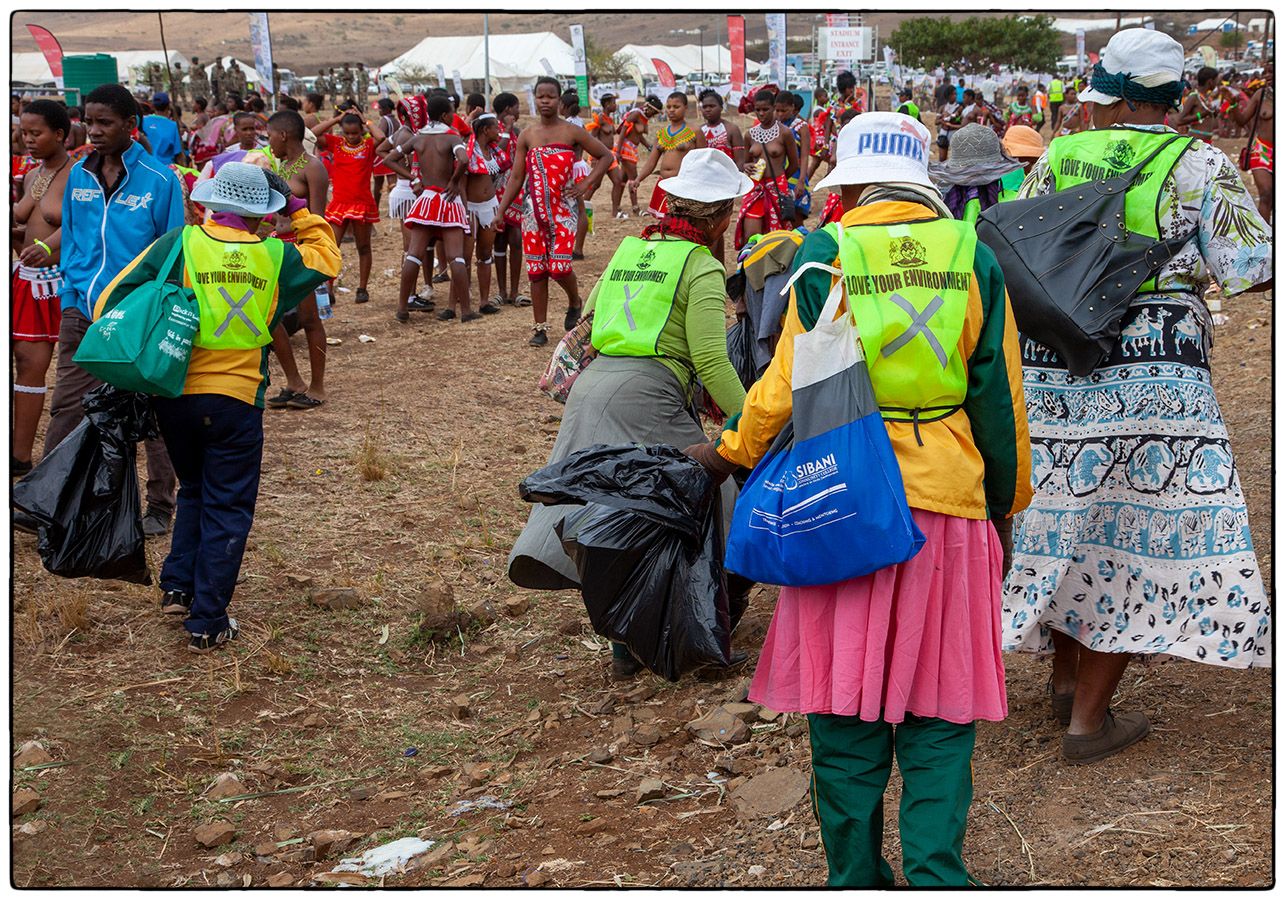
[187,619,239,654]
[143,508,172,538]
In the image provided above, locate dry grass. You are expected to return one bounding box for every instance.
[355,424,391,482]
[14,584,92,650]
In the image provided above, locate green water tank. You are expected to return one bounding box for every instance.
[63,54,119,105]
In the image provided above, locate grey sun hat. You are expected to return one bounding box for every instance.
[928,123,1022,188]
[190,161,286,216]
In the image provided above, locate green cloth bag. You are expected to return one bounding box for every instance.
[73,237,200,399]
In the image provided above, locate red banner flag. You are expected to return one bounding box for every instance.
[25,24,64,88]
[652,58,676,89]
[727,15,746,94]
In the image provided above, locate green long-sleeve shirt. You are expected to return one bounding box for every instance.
[584,236,747,416]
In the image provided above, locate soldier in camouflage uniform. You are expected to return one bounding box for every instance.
[210,58,226,103]
[315,69,330,107]
[357,63,370,107]
[191,57,209,103]
[339,64,354,104]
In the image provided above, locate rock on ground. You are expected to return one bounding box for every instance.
[310,829,361,859]
[686,708,751,745]
[310,587,362,610]
[193,821,236,848]
[731,767,810,819]
[205,772,246,800]
[636,778,666,803]
[13,741,53,769]
[11,790,41,817]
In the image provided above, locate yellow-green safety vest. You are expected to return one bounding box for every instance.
[827,218,975,437]
[181,225,284,351]
[1049,79,1064,103]
[998,168,1025,203]
[1045,127,1194,292]
[591,236,707,359]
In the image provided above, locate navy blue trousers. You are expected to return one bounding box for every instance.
[153,393,263,636]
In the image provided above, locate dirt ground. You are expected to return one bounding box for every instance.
[10,119,1273,888]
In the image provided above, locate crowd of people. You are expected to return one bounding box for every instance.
[10,24,1274,888]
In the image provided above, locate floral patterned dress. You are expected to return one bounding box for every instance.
[1003,125,1273,669]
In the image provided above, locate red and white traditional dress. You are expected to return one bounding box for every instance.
[701,121,734,160]
[521,144,577,279]
[403,123,469,233]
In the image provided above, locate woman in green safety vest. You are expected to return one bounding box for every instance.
[508,148,753,679]
[92,162,341,652]
[685,112,1033,887]
[1002,29,1274,763]
[1048,76,1064,128]
[927,123,1023,222]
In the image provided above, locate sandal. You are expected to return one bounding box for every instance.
[461,311,482,323]
[479,301,501,315]
[515,295,532,308]
[436,308,456,321]
[1062,709,1151,765]
[286,393,324,410]
[267,388,299,409]
[407,296,435,312]
[432,271,450,284]
[355,288,370,304]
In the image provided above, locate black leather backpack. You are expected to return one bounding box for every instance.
[976,135,1196,376]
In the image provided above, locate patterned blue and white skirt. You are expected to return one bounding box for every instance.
[1003,295,1270,668]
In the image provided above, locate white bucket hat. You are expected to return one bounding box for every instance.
[815,112,934,191]
[658,147,753,203]
[190,161,286,216]
[1079,28,1185,106]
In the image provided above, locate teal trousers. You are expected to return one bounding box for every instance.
[808,713,976,887]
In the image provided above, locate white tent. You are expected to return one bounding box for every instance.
[10,49,190,86]
[1049,17,1150,34]
[11,52,56,85]
[617,44,764,79]
[1193,17,1242,32]
[380,32,576,91]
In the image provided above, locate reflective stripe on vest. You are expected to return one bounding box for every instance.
[590,236,705,359]
[1045,128,1193,292]
[827,218,974,427]
[182,226,284,350]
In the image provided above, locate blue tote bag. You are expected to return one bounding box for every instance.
[725,262,925,587]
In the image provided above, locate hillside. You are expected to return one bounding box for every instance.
[10,11,1225,74]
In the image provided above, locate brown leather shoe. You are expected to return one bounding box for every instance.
[1062,709,1151,765]
[1048,679,1074,726]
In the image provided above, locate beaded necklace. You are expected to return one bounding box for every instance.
[748,121,780,146]
[30,157,69,201]
[657,123,696,151]
[276,151,309,181]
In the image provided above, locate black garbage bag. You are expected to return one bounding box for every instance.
[519,444,731,681]
[12,385,155,584]
[726,319,757,391]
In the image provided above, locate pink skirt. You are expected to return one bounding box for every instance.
[748,509,1008,725]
